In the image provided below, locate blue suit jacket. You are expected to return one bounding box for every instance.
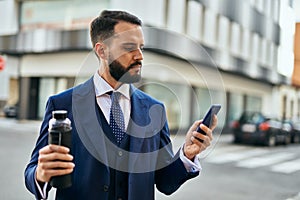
[24,77,198,200]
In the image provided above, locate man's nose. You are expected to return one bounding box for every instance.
[133,48,143,61]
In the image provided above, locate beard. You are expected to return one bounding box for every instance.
[109,57,142,83]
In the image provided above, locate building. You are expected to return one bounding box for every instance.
[0,0,298,133]
[292,22,300,119]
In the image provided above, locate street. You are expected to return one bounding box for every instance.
[0,118,300,200]
[158,132,300,200]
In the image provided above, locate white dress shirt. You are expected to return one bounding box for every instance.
[94,72,131,130]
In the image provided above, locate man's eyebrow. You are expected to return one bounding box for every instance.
[121,42,137,46]
[121,42,145,47]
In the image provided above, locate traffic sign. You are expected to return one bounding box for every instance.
[0,55,5,71]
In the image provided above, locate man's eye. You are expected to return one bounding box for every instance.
[124,46,135,51]
[123,46,144,52]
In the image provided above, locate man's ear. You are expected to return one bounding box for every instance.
[94,42,108,60]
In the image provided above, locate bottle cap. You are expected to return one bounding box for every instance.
[52,110,67,120]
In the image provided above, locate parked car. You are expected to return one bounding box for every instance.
[3,105,18,118]
[282,120,300,143]
[292,121,300,143]
[231,111,291,146]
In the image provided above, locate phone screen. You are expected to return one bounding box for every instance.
[196,104,221,135]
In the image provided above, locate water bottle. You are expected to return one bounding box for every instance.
[48,110,72,189]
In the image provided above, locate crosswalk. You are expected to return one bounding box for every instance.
[202,144,300,174]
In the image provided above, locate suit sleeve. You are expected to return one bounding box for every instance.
[155,105,199,195]
[24,97,55,199]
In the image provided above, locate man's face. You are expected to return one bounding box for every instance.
[107,22,145,83]
[108,56,142,83]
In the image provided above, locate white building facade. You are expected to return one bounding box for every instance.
[0,0,298,132]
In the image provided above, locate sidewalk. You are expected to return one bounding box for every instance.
[0,117,234,143]
[0,117,42,132]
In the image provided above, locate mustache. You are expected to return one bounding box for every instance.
[128,61,142,70]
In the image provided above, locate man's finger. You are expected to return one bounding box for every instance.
[39,152,73,163]
[189,120,202,131]
[39,144,70,155]
[211,115,218,130]
[39,161,75,170]
[49,144,70,153]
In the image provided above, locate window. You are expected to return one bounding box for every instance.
[202,8,217,47]
[272,0,280,22]
[282,95,287,119]
[291,100,294,119]
[229,22,242,56]
[186,1,204,41]
[245,95,262,112]
[264,0,272,17]
[38,78,56,119]
[267,41,274,67]
[251,33,260,62]
[228,92,244,123]
[166,0,187,33]
[260,38,267,66]
[273,45,279,70]
[38,78,68,119]
[216,15,230,50]
[255,0,264,13]
[289,0,294,8]
[241,28,251,59]
[193,87,225,129]
[249,0,256,6]
[143,81,191,131]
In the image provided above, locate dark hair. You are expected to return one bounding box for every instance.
[90,10,142,47]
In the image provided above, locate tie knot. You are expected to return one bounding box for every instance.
[111,92,121,102]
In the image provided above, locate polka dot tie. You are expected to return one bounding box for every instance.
[109,92,125,144]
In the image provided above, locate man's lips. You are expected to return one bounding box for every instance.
[128,62,142,72]
[128,62,142,69]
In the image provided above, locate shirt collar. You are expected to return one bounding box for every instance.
[93,71,130,100]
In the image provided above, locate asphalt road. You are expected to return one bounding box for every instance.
[0,118,300,200]
[0,118,40,200]
[157,133,300,200]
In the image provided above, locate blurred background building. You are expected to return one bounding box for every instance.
[0,0,299,133]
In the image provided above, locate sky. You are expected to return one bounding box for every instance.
[295,0,300,21]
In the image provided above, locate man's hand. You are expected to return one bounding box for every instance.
[183,115,218,161]
[36,144,75,183]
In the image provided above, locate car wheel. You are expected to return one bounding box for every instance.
[293,134,300,143]
[233,136,241,144]
[266,135,276,147]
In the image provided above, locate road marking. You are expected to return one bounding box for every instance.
[236,152,296,168]
[204,148,269,164]
[209,145,254,155]
[199,144,255,159]
[271,158,300,174]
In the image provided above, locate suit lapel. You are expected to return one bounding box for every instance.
[72,77,109,167]
[127,86,161,173]
[128,85,148,152]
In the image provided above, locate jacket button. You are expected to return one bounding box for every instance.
[118,151,123,156]
[103,185,109,192]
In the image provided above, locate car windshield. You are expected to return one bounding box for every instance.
[239,112,264,124]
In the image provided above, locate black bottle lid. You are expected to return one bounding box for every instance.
[52,110,67,120]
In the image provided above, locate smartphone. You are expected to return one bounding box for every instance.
[196,104,221,135]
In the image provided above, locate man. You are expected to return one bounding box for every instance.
[25,10,217,200]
